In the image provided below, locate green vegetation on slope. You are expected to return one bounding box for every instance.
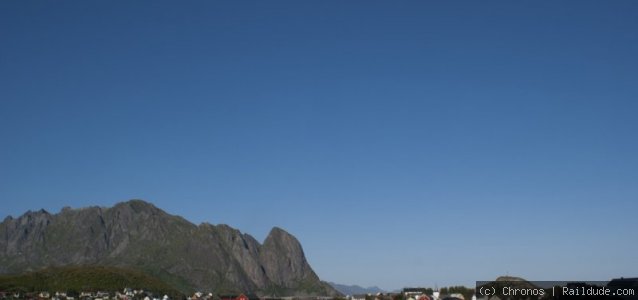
[0,266,184,299]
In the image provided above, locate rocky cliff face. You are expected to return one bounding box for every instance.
[0,200,339,296]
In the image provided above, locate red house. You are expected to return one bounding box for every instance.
[220,294,249,300]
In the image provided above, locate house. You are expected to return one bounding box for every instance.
[404,289,429,298]
[123,289,135,298]
[219,294,258,300]
[352,295,367,300]
[448,294,465,300]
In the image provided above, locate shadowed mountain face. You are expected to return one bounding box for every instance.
[0,200,339,296]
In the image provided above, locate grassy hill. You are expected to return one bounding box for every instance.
[0,266,184,298]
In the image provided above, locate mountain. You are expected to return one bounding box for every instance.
[478,275,542,299]
[328,282,384,296]
[494,275,531,283]
[0,200,340,297]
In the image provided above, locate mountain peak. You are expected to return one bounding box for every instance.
[22,208,50,216]
[266,226,291,240]
[495,275,528,282]
[115,199,157,210]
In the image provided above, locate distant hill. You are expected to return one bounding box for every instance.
[478,275,542,300]
[491,275,539,289]
[0,266,182,298]
[494,276,531,283]
[328,282,384,295]
[0,200,340,297]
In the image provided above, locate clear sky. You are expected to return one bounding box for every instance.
[1,0,637,291]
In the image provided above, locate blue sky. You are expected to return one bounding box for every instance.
[1,0,637,290]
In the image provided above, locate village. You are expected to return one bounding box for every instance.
[0,288,476,300]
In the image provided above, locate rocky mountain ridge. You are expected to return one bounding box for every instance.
[0,200,339,296]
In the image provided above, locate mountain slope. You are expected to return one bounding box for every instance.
[328,282,384,295]
[0,200,339,296]
[0,266,182,298]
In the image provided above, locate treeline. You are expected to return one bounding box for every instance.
[0,266,183,300]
